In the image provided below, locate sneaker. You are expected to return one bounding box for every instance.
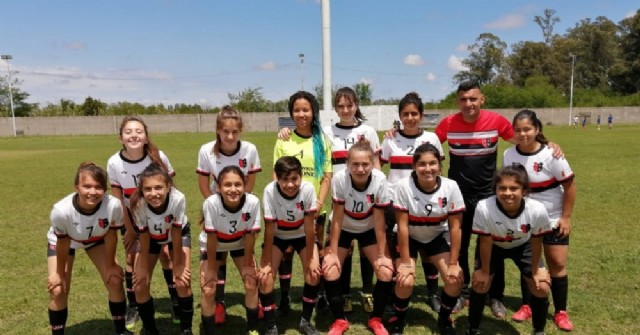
[489,298,506,319]
[512,304,532,322]
[343,295,353,313]
[125,307,139,330]
[214,302,226,325]
[452,296,466,314]
[438,318,456,335]
[367,317,389,335]
[265,325,279,335]
[328,319,350,335]
[277,296,292,318]
[362,293,374,313]
[171,301,181,324]
[427,293,441,313]
[554,311,574,331]
[298,318,320,335]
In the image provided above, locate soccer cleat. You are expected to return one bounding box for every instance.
[171,300,181,324]
[427,293,441,313]
[264,325,279,335]
[343,295,353,313]
[124,307,140,330]
[489,298,506,319]
[298,317,320,335]
[437,318,456,335]
[554,310,574,332]
[367,317,389,335]
[512,304,532,322]
[362,293,374,313]
[214,301,226,325]
[277,296,292,318]
[452,296,466,314]
[328,319,350,335]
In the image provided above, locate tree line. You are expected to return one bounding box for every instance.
[1,9,639,117]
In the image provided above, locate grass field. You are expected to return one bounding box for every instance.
[0,125,638,335]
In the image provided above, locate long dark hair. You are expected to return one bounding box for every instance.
[513,109,548,145]
[493,164,531,195]
[119,116,167,171]
[334,87,366,123]
[75,161,108,190]
[398,92,424,117]
[129,162,173,212]
[288,91,327,178]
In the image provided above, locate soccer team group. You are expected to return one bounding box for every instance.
[46,82,577,335]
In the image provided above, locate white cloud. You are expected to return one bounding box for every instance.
[625,10,636,19]
[64,41,86,51]
[403,54,424,66]
[359,77,374,85]
[426,73,436,82]
[455,43,468,52]
[447,55,468,72]
[484,13,526,30]
[257,61,277,70]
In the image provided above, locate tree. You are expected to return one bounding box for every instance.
[610,10,640,94]
[353,82,372,105]
[534,9,561,46]
[228,87,270,112]
[80,96,106,116]
[0,72,36,117]
[454,33,508,85]
[313,83,340,109]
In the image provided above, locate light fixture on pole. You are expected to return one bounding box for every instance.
[1,55,16,137]
[299,53,305,91]
[568,53,576,126]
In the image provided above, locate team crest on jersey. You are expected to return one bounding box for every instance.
[520,224,531,233]
[438,197,448,208]
[483,138,492,148]
[533,162,543,172]
[164,214,174,224]
[239,158,247,168]
[98,218,109,229]
[242,212,251,221]
[366,194,375,204]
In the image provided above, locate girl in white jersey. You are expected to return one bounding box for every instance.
[322,140,394,335]
[47,162,129,335]
[465,165,552,335]
[390,143,465,335]
[196,106,262,325]
[504,110,577,331]
[201,166,262,335]
[380,92,444,312]
[130,164,193,335]
[258,156,322,335]
[107,116,178,329]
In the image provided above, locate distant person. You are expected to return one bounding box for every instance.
[596,115,601,130]
[608,113,613,129]
[581,116,587,129]
[572,116,578,129]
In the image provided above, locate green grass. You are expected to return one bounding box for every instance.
[0,125,638,334]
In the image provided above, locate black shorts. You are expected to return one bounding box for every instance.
[273,236,308,254]
[147,223,192,255]
[200,248,245,261]
[408,232,450,259]
[46,243,76,257]
[384,204,396,234]
[338,228,377,250]
[316,212,327,226]
[473,240,544,278]
[543,228,569,246]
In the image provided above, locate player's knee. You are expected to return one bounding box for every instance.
[49,286,69,302]
[305,272,320,285]
[375,266,393,282]
[324,267,340,281]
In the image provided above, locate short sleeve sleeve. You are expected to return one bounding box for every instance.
[50,207,68,238]
[203,197,217,233]
[472,201,491,235]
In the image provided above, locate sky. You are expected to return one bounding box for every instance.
[0,0,637,108]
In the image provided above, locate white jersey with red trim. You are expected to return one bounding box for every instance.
[324,123,381,174]
[393,174,465,243]
[380,130,443,185]
[107,151,174,208]
[332,169,390,234]
[262,180,317,240]
[50,193,124,249]
[133,187,187,245]
[503,145,574,224]
[472,196,552,249]
[202,193,261,252]
[196,140,262,193]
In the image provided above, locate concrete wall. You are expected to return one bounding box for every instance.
[1,107,638,137]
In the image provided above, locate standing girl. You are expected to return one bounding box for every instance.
[258,156,323,335]
[107,116,178,330]
[381,92,444,312]
[321,141,394,335]
[272,91,332,322]
[201,166,262,335]
[391,143,465,335]
[504,110,577,331]
[196,106,262,324]
[47,162,129,335]
[465,165,552,335]
[130,163,193,335]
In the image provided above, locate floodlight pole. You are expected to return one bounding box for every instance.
[299,53,305,91]
[321,0,332,113]
[1,55,16,137]
[568,54,575,126]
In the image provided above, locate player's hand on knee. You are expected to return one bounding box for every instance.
[47,272,66,293]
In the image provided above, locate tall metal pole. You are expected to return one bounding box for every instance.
[1,55,16,137]
[321,0,332,113]
[568,54,575,126]
[299,53,305,91]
